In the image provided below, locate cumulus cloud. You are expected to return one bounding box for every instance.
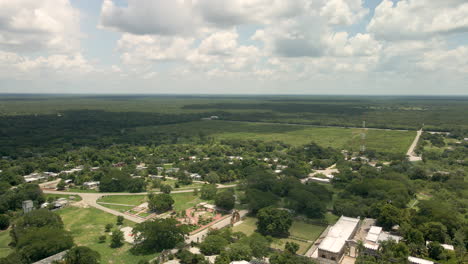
[0,0,81,52]
[100,0,199,36]
[368,0,468,40]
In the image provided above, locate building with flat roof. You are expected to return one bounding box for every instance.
[317,216,360,264]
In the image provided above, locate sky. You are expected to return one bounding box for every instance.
[0,0,467,95]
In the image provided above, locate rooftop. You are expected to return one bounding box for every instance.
[318,216,360,253]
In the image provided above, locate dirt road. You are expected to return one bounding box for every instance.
[407,129,423,161]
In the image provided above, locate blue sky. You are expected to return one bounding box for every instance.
[0,0,467,95]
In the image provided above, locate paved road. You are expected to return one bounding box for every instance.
[407,129,423,161]
[43,184,237,223]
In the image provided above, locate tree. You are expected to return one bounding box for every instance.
[285,242,299,254]
[64,246,101,264]
[148,193,174,213]
[422,222,448,243]
[256,207,292,237]
[98,235,106,243]
[110,229,124,248]
[201,184,217,200]
[105,224,113,232]
[56,180,66,191]
[205,172,220,184]
[11,209,64,245]
[116,216,124,226]
[199,235,229,255]
[428,242,445,261]
[245,189,279,213]
[0,215,9,230]
[215,191,235,211]
[160,184,172,194]
[132,218,188,254]
[128,178,146,193]
[16,227,74,263]
[243,233,270,258]
[376,203,403,231]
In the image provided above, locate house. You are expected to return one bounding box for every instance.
[136,163,147,170]
[363,225,402,253]
[426,241,454,251]
[190,173,202,180]
[54,198,69,208]
[408,256,434,264]
[90,167,100,171]
[112,162,126,168]
[83,181,100,189]
[230,261,250,264]
[316,216,360,264]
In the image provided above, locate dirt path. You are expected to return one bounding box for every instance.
[407,129,423,161]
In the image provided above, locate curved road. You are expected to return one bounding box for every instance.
[44,184,237,223]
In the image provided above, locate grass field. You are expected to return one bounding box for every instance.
[0,230,12,258]
[97,192,207,213]
[98,195,147,206]
[44,193,82,202]
[233,217,327,255]
[144,121,416,154]
[289,221,326,241]
[271,238,311,255]
[56,207,157,264]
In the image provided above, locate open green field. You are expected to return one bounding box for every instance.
[98,195,147,206]
[0,231,12,258]
[144,121,416,154]
[56,207,157,264]
[271,238,311,255]
[289,221,326,241]
[44,193,82,202]
[97,192,209,213]
[233,217,327,255]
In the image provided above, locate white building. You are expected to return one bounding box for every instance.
[408,256,434,264]
[83,181,100,189]
[317,216,360,264]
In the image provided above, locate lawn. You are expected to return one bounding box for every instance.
[289,221,327,241]
[56,207,157,264]
[98,195,147,206]
[233,217,325,254]
[271,238,311,255]
[147,121,415,154]
[0,230,12,258]
[97,192,208,214]
[232,217,257,236]
[44,193,82,202]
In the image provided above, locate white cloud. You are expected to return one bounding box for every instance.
[100,0,200,36]
[320,0,368,25]
[0,0,81,52]
[368,0,468,40]
[419,46,468,73]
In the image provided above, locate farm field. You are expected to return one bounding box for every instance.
[56,207,157,264]
[0,231,12,258]
[145,121,416,154]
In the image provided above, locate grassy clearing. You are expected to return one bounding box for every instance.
[289,221,326,241]
[97,192,207,213]
[172,192,205,212]
[148,121,415,154]
[44,193,82,202]
[98,195,147,206]
[271,238,311,255]
[0,230,12,258]
[56,207,157,264]
[232,217,258,236]
[233,217,325,254]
